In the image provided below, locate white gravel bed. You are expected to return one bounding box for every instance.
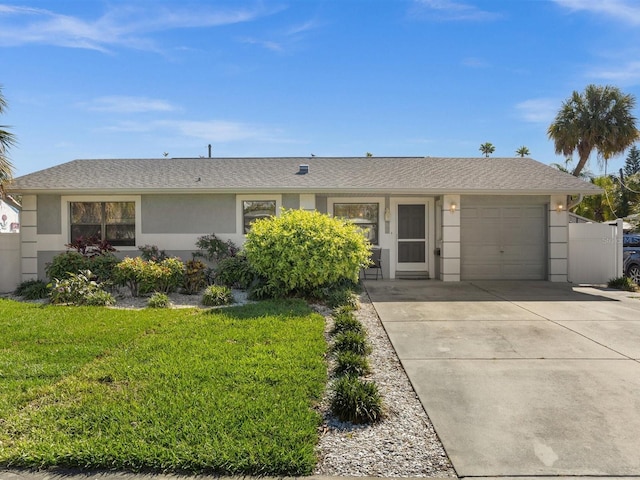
[313,290,456,478]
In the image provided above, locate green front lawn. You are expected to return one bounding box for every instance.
[0,299,327,475]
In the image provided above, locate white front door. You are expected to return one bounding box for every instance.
[394,199,431,274]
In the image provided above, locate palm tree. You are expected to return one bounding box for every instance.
[515,146,530,157]
[550,157,593,179]
[479,142,495,157]
[548,84,639,177]
[0,85,16,198]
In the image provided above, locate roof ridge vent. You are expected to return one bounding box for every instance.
[297,164,309,175]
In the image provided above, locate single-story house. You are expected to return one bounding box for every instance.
[8,156,601,283]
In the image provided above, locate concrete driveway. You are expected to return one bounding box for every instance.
[365,280,640,478]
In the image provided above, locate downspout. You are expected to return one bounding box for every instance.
[568,194,583,210]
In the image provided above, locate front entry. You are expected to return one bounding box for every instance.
[395,200,430,278]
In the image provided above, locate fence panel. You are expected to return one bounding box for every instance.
[568,220,622,284]
[0,233,21,293]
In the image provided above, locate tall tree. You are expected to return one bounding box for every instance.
[515,146,530,157]
[479,142,495,157]
[548,84,638,177]
[624,145,640,176]
[0,85,16,198]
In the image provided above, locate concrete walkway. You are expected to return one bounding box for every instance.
[365,280,640,479]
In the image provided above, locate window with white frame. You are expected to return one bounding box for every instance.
[333,202,379,244]
[70,201,135,246]
[242,200,276,233]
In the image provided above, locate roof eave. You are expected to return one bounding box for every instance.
[8,186,603,196]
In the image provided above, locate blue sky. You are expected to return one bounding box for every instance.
[2,0,640,177]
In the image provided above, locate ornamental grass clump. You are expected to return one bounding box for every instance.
[147,292,171,308]
[14,279,50,300]
[330,375,383,424]
[331,312,365,336]
[334,351,371,378]
[202,285,234,307]
[244,209,371,298]
[328,289,383,424]
[332,330,371,356]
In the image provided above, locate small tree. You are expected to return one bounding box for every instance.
[515,146,530,157]
[244,209,371,297]
[479,142,495,157]
[624,145,640,176]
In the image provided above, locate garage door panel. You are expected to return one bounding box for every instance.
[502,264,546,279]
[502,207,524,218]
[461,203,547,280]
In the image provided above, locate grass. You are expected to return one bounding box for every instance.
[0,298,327,475]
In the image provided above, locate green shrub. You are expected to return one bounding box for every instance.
[202,285,234,306]
[147,292,171,308]
[215,254,256,289]
[46,251,89,282]
[330,376,383,424]
[114,257,185,297]
[113,257,155,297]
[334,351,371,377]
[156,257,185,293]
[332,330,371,356]
[331,312,365,336]
[244,209,371,298]
[139,244,168,262]
[608,276,638,291]
[194,233,238,262]
[87,253,120,283]
[46,251,119,284]
[183,259,207,294]
[48,271,115,306]
[14,279,50,300]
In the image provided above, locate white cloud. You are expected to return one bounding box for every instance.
[0,3,277,52]
[410,0,501,21]
[84,96,177,113]
[240,18,321,53]
[588,61,640,85]
[101,119,286,143]
[515,98,559,124]
[240,37,284,53]
[553,0,640,25]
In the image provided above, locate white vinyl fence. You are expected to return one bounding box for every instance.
[0,233,21,293]
[568,219,623,285]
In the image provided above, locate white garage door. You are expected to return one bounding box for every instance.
[461,202,547,280]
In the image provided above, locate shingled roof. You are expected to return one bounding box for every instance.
[9,157,601,195]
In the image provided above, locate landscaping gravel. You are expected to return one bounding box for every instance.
[313,290,456,477]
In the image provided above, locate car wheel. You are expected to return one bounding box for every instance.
[627,264,640,284]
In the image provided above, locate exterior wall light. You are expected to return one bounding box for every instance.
[384,207,391,222]
[556,203,564,213]
[449,203,457,214]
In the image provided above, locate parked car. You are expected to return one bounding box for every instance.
[624,234,640,284]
